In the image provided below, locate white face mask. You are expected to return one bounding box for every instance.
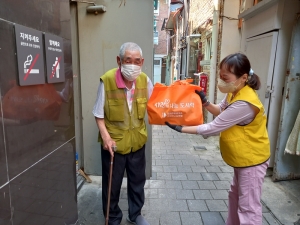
[121,64,141,81]
[217,78,241,93]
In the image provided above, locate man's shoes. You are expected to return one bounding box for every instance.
[126,215,150,225]
[126,215,135,224]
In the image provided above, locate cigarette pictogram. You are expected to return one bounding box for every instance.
[23,54,40,80]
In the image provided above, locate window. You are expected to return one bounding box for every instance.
[204,34,212,60]
[188,46,196,72]
[154,59,160,65]
[154,31,159,45]
[154,0,159,16]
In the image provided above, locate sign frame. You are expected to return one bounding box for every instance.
[14,24,45,86]
[44,33,65,83]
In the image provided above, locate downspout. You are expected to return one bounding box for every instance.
[183,0,189,79]
[174,15,180,81]
[207,0,220,122]
[70,2,84,189]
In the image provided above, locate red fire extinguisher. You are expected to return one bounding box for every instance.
[199,73,208,95]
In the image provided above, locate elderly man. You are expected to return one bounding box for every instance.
[93,42,153,225]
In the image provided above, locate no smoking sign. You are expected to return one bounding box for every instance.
[15,24,45,86]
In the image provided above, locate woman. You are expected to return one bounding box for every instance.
[166,53,270,225]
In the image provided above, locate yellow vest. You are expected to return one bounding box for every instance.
[219,85,270,167]
[99,68,148,155]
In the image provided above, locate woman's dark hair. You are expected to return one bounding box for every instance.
[219,53,261,90]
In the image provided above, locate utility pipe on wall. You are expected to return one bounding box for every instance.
[207,0,220,122]
[174,18,179,81]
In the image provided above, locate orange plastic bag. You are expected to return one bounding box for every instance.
[147,79,203,125]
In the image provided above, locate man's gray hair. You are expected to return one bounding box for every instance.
[119,42,143,61]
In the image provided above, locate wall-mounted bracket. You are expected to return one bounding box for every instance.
[70,0,106,15]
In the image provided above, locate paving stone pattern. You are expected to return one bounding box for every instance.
[78,125,290,225]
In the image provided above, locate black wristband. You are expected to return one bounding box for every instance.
[203,100,210,107]
[175,125,182,132]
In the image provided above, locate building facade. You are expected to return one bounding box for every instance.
[154,0,170,85]
[0,1,78,224]
[238,0,300,179]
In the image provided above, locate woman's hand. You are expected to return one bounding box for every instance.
[165,122,182,132]
[195,90,207,104]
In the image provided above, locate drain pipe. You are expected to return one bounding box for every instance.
[207,0,220,122]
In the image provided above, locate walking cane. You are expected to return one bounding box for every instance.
[105,146,116,225]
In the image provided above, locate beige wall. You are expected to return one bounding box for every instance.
[75,0,153,176]
[217,0,241,103]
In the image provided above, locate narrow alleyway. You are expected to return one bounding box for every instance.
[77,125,300,225]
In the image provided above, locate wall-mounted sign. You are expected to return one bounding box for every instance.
[44,33,65,83]
[15,24,45,86]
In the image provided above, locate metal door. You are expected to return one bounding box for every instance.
[186,36,198,79]
[273,17,300,181]
[245,31,278,166]
[153,58,162,84]
[245,32,278,115]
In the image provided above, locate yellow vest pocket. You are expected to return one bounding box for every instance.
[108,99,125,121]
[136,97,147,119]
